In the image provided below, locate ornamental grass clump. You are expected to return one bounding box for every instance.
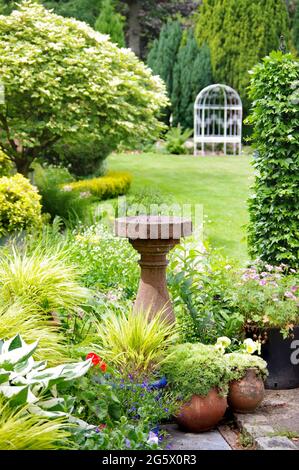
[0,397,71,450]
[93,309,178,376]
[162,343,229,401]
[0,302,67,364]
[0,245,90,314]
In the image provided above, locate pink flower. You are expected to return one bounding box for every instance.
[259,279,267,286]
[285,291,297,301]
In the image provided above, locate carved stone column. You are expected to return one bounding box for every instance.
[115,216,192,323]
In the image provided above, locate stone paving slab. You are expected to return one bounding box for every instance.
[234,388,299,450]
[165,424,231,450]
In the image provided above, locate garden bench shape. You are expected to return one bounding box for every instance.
[194,83,243,156]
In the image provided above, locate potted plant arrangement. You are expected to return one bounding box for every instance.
[225,339,268,413]
[161,343,229,433]
[232,264,299,389]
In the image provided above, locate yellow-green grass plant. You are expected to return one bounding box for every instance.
[0,302,67,364]
[93,309,179,376]
[0,245,90,314]
[0,397,72,450]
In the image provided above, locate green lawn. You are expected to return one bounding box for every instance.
[107,152,254,263]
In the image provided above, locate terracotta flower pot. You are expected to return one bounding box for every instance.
[228,368,265,413]
[176,388,227,433]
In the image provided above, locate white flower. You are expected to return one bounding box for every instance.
[214,343,226,354]
[216,336,231,348]
[147,431,159,445]
[243,338,258,355]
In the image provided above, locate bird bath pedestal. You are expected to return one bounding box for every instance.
[115,216,192,323]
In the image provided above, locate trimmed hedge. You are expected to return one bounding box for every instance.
[63,172,132,200]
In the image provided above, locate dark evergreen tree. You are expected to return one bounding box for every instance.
[195,0,290,110]
[172,30,213,129]
[43,0,102,26]
[294,0,299,52]
[94,0,125,47]
[147,21,182,123]
[120,0,199,57]
[147,21,182,99]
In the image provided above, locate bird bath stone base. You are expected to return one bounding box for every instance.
[115,216,192,322]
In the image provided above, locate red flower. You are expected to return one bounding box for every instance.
[100,361,107,373]
[86,352,101,366]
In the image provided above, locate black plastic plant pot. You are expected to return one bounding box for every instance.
[250,327,299,390]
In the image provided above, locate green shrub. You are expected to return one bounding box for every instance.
[0,150,14,177]
[34,164,95,226]
[230,263,299,338]
[0,2,168,175]
[246,52,299,268]
[225,352,268,382]
[46,139,109,178]
[72,416,162,450]
[165,126,192,154]
[65,172,132,200]
[162,342,229,400]
[0,173,42,237]
[168,239,242,344]
[294,1,299,54]
[68,224,139,296]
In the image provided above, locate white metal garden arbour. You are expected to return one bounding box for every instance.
[194,84,242,156]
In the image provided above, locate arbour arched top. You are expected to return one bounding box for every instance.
[194,84,243,156]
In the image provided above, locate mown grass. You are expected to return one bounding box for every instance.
[107,151,253,263]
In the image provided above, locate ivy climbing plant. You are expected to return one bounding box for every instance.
[246,51,299,268]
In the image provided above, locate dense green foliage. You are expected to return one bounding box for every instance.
[225,352,268,382]
[0,397,71,450]
[0,2,168,175]
[172,32,213,128]
[246,52,299,268]
[43,0,102,26]
[162,343,229,399]
[0,173,42,236]
[0,244,89,314]
[34,165,96,226]
[0,151,13,177]
[231,263,299,338]
[165,126,192,154]
[66,171,132,200]
[294,0,299,52]
[147,21,182,122]
[94,0,125,47]
[94,310,178,376]
[195,0,290,109]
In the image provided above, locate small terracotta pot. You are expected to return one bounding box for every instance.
[176,388,227,433]
[228,368,265,413]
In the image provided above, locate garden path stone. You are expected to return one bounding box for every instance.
[234,388,299,450]
[165,424,231,450]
